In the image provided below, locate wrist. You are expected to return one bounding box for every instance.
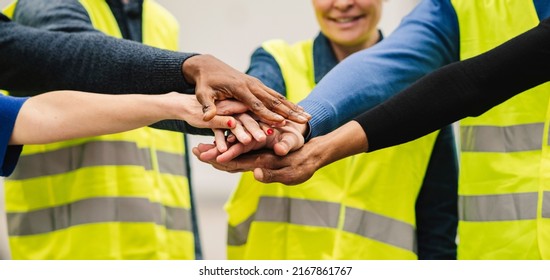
[159,92,187,120]
[287,121,309,137]
[308,121,368,169]
[181,53,203,84]
[305,135,333,171]
[302,122,311,141]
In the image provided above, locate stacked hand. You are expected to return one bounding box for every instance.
[177,54,354,185]
[191,117,319,185]
[192,118,368,185]
[182,54,311,126]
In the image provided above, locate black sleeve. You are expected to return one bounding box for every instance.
[0,0,196,95]
[355,17,550,152]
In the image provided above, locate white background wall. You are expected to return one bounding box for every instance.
[0,0,420,260]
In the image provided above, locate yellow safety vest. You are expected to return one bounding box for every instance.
[225,39,439,259]
[452,0,550,259]
[3,0,194,259]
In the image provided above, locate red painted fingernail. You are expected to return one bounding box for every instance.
[267,129,274,135]
[227,120,233,127]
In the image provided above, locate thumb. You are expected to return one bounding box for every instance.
[274,141,290,156]
[253,168,267,182]
[201,101,217,121]
[273,133,302,156]
[195,89,218,121]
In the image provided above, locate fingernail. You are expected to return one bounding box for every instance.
[267,129,273,135]
[227,120,233,127]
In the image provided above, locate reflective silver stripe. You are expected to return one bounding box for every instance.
[227,214,255,246]
[459,193,538,221]
[343,207,416,252]
[543,191,550,218]
[228,197,416,252]
[8,141,185,179]
[461,123,544,152]
[156,150,186,177]
[227,197,340,247]
[255,197,340,228]
[7,197,191,236]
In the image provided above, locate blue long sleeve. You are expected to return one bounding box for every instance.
[246,47,287,96]
[356,16,550,152]
[0,95,27,176]
[299,0,459,138]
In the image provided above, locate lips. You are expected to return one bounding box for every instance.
[330,15,364,23]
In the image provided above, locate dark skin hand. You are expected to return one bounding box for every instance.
[182,54,311,126]
[192,120,368,185]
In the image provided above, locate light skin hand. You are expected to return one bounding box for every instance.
[192,120,304,164]
[168,95,269,152]
[170,94,246,130]
[9,91,275,149]
[211,110,277,153]
[193,124,310,183]
[10,91,246,145]
[181,54,311,125]
[193,121,368,185]
[147,94,259,153]
[212,112,268,152]
[205,118,307,159]
[234,113,268,143]
[176,95,283,153]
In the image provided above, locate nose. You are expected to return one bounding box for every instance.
[333,0,354,10]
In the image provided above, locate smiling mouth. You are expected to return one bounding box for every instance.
[331,15,364,23]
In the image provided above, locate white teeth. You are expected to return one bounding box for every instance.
[335,17,355,23]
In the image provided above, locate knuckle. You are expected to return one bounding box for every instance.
[247,76,262,85]
[288,109,298,117]
[218,108,230,115]
[268,98,282,110]
[251,101,264,111]
[263,169,273,182]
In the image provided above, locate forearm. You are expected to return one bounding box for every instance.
[298,0,459,138]
[1,0,195,95]
[10,91,177,144]
[356,17,550,152]
[307,121,368,170]
[0,21,193,95]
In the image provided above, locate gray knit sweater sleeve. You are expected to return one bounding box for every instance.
[1,0,196,95]
[0,0,209,135]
